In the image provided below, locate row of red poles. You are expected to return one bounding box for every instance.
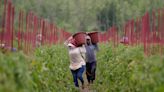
[0,0,164,55]
[0,0,71,53]
[99,9,164,55]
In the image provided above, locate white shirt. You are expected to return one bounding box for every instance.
[68,46,86,70]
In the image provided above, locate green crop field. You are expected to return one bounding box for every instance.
[0,44,164,92]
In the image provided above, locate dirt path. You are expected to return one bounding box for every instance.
[80,87,89,92]
[79,72,96,92]
[79,86,96,92]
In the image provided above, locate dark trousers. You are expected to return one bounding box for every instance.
[71,65,85,87]
[86,62,96,83]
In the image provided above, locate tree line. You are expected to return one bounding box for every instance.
[1,0,164,32]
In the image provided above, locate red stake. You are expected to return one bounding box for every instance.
[11,5,14,49]
[1,0,7,44]
[5,0,12,47]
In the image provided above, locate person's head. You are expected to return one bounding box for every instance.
[0,43,5,48]
[36,34,42,41]
[67,43,76,50]
[86,35,92,45]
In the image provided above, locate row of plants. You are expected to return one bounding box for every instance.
[94,44,164,92]
[0,44,164,92]
[0,45,77,92]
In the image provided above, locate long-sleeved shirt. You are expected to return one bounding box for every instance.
[85,44,98,63]
[68,46,86,70]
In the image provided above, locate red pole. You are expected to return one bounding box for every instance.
[50,23,53,45]
[138,18,142,45]
[113,27,117,47]
[53,26,57,44]
[25,12,29,52]
[30,12,34,49]
[20,11,24,49]
[28,12,31,49]
[158,9,162,55]
[131,20,134,46]
[18,11,23,49]
[6,0,12,47]
[152,11,156,45]
[55,26,58,44]
[11,5,14,49]
[162,9,164,55]
[33,15,38,48]
[1,0,7,44]
[41,19,45,45]
[136,18,139,45]
[135,19,138,45]
[146,12,150,55]
[142,13,148,55]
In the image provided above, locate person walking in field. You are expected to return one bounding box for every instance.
[36,33,42,47]
[64,37,86,89]
[85,35,99,85]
